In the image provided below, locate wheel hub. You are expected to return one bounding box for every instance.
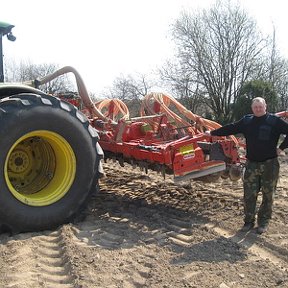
[8,150,30,173]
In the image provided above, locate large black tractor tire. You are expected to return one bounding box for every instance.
[0,93,103,233]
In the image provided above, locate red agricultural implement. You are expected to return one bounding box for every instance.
[53,67,243,183]
[91,94,242,183]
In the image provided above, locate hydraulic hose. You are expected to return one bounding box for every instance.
[23,66,113,123]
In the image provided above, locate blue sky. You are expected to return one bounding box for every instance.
[1,0,288,95]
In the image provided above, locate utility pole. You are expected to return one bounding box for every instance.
[0,21,16,82]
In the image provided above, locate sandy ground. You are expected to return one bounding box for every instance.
[0,156,287,288]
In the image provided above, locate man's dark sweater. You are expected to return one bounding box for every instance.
[211,113,288,162]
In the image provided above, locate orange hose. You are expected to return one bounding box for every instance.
[140,92,238,143]
[95,99,129,122]
[276,111,288,118]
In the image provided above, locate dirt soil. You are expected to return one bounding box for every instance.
[0,157,288,288]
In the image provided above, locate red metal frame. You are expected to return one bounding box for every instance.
[91,114,241,181]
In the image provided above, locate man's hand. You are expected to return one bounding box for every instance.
[277,148,285,156]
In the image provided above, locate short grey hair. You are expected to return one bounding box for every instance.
[252,97,266,105]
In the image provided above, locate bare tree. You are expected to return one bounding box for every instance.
[100,73,155,117]
[160,60,205,113]
[5,59,74,94]
[168,0,267,123]
[272,58,288,111]
[103,73,154,101]
[255,28,288,111]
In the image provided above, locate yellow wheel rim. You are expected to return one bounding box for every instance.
[5,130,76,206]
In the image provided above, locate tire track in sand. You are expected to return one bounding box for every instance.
[0,229,76,288]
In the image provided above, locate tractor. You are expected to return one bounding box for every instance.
[0,22,104,233]
[0,22,244,234]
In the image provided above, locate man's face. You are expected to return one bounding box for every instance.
[251,101,266,117]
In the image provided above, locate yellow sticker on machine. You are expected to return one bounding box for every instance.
[179,144,195,155]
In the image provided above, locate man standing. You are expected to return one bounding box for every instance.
[210,97,288,234]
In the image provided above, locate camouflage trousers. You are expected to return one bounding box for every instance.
[243,157,279,226]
